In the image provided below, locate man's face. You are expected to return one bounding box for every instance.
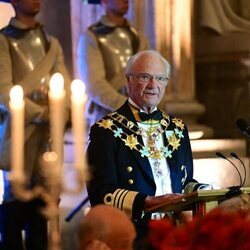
[11,0,41,16]
[104,0,129,16]
[127,54,168,113]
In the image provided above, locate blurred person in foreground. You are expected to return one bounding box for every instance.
[78,205,136,250]
[86,50,207,246]
[0,0,70,249]
[77,0,149,129]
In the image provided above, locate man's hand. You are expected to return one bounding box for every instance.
[144,192,198,212]
[144,193,188,212]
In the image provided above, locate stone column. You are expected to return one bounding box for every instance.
[38,0,73,76]
[152,0,213,138]
[70,0,103,78]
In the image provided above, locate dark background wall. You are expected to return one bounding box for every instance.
[194,0,250,140]
[38,0,73,78]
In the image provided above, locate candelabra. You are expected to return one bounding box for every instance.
[8,74,87,250]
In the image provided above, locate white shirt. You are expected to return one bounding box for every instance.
[128,99,173,219]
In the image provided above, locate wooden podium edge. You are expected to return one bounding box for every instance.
[147,187,250,213]
[146,192,198,213]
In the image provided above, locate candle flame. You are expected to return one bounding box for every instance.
[50,73,64,96]
[10,85,23,106]
[71,79,86,102]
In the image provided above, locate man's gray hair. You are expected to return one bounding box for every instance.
[125,49,171,78]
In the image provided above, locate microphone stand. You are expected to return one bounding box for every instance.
[215,152,243,200]
[230,152,247,186]
[216,152,243,186]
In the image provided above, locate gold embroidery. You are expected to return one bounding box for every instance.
[104,189,138,218]
[97,119,113,129]
[123,134,139,150]
[168,133,180,150]
[104,193,113,205]
[173,118,185,130]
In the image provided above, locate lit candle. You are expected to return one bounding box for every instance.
[9,85,25,181]
[49,73,65,176]
[71,79,87,178]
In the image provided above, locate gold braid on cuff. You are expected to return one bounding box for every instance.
[104,189,139,218]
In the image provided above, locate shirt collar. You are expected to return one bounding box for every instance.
[128,98,157,113]
[128,98,160,124]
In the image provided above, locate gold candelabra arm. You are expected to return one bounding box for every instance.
[8,151,63,250]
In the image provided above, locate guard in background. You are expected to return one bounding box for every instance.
[77,0,149,129]
[0,0,70,249]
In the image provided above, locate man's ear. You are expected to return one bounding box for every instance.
[125,75,130,91]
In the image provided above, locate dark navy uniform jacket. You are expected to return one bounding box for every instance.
[87,101,199,222]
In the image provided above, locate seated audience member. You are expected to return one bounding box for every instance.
[86,49,207,243]
[78,205,136,250]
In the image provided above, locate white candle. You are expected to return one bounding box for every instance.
[9,85,25,181]
[71,79,87,177]
[49,73,65,176]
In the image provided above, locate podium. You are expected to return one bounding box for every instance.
[147,187,250,217]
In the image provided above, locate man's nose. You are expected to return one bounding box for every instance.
[146,78,158,87]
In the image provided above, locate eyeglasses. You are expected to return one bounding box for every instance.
[128,73,169,85]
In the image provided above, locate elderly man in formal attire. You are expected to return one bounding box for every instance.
[86,50,207,246]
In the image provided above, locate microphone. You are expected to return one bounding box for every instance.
[215,152,242,187]
[236,118,250,138]
[230,152,246,187]
[216,152,243,199]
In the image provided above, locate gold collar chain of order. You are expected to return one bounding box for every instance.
[97,111,185,160]
[141,123,167,177]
